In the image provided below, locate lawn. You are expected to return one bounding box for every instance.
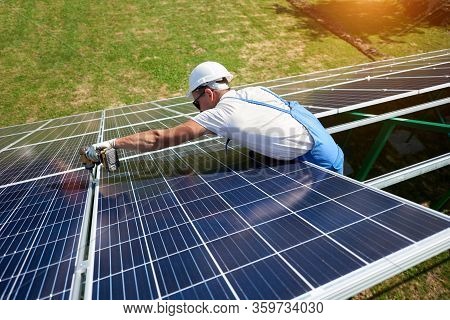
[0,0,448,299]
[1,0,368,126]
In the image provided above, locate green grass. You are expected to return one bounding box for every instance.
[0,0,448,299]
[1,0,370,127]
[2,1,447,127]
[303,0,450,57]
[354,251,450,300]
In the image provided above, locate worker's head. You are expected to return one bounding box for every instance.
[187,61,233,111]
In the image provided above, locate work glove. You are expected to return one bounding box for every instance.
[85,139,116,162]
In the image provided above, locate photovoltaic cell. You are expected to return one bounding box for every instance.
[226,255,310,299]
[329,220,413,263]
[43,112,102,127]
[166,277,235,300]
[167,104,198,114]
[335,77,449,91]
[153,97,191,107]
[0,170,89,299]
[154,246,221,298]
[104,109,178,129]
[0,133,29,150]
[297,201,364,233]
[104,103,160,117]
[13,121,100,147]
[281,237,365,287]
[371,205,449,241]
[0,121,48,138]
[287,89,411,109]
[335,189,402,217]
[254,214,321,250]
[0,133,98,186]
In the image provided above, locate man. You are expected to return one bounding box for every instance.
[85,61,344,174]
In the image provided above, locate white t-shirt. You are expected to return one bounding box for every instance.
[192,87,313,160]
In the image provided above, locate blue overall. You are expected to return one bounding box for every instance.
[223,87,344,174]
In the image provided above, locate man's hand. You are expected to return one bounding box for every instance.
[85,139,116,162]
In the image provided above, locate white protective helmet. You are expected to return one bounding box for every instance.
[186,61,234,98]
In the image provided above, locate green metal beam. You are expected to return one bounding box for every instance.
[355,122,396,181]
[351,111,450,181]
[349,112,450,134]
[431,189,450,211]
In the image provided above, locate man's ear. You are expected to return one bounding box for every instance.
[204,87,214,100]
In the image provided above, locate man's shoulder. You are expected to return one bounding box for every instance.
[235,86,266,94]
[222,86,267,101]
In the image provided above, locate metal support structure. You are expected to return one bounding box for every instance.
[434,107,450,139]
[327,98,450,134]
[364,153,450,189]
[355,122,396,181]
[334,107,450,181]
[432,189,450,211]
[345,111,450,134]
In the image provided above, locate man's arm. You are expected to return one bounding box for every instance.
[114,119,208,152]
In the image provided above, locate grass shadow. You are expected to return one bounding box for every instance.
[269,3,330,40]
[275,0,446,44]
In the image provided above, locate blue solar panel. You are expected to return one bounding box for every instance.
[330,220,413,262]
[297,201,363,233]
[167,277,235,300]
[282,237,365,287]
[0,134,98,186]
[226,255,310,299]
[88,142,450,300]
[0,171,89,299]
[372,205,449,241]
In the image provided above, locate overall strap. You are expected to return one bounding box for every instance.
[259,87,289,105]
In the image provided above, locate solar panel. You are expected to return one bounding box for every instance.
[0,170,90,299]
[0,49,448,300]
[87,141,449,299]
[0,120,49,138]
[0,133,31,151]
[288,89,411,110]
[0,134,99,186]
[43,112,102,127]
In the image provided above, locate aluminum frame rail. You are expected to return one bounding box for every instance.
[364,153,450,189]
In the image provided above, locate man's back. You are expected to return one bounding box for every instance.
[192,86,314,160]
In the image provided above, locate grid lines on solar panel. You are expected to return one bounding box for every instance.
[91,139,450,300]
[287,89,413,110]
[43,112,102,127]
[0,170,90,299]
[0,133,99,186]
[0,121,49,138]
[104,107,184,130]
[12,120,101,148]
[104,103,164,117]
[248,50,449,90]
[265,52,449,93]
[0,133,30,151]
